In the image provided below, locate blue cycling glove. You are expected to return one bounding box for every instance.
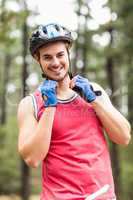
[73,75,96,103]
[40,79,57,107]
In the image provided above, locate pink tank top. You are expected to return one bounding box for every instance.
[31,89,116,200]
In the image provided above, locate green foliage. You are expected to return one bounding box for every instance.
[0,118,20,194]
[0,117,41,195]
[0,0,39,196]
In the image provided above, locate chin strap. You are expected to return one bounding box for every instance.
[67,49,73,79]
[39,62,48,79]
[42,73,47,78]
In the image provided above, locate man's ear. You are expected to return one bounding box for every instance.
[33,54,39,62]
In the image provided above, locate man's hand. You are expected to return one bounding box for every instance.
[40,80,57,107]
[72,75,96,103]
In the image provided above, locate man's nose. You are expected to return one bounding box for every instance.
[51,57,60,66]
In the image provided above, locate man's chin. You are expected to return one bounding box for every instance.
[44,73,68,82]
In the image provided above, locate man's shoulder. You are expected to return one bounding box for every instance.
[19,96,33,107]
[18,96,34,117]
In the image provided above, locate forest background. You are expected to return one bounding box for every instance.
[0,0,133,200]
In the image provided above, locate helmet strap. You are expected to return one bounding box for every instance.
[42,73,47,78]
[67,49,73,79]
[38,61,47,79]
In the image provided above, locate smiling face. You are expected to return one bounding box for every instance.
[38,41,70,81]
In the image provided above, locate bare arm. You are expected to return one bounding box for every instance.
[17,96,56,168]
[91,83,131,146]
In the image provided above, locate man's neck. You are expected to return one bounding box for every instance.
[57,75,75,100]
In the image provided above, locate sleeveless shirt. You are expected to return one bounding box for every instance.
[31,89,116,200]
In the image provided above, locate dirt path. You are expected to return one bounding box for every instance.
[0,195,39,200]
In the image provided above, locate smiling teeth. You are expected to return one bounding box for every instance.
[52,70,60,72]
[51,68,62,72]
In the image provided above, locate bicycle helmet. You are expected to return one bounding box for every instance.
[29,23,73,57]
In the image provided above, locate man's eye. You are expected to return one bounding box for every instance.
[43,56,51,60]
[58,54,64,57]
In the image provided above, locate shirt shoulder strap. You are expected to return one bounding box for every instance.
[30,89,44,121]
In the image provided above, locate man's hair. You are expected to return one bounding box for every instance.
[34,41,70,61]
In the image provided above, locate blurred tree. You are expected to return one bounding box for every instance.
[113,0,133,199]
[19,1,31,200]
[0,0,32,198]
[20,15,30,200]
[1,54,11,124]
[104,25,122,200]
[73,0,94,76]
[0,0,14,124]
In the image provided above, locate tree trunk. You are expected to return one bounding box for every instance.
[0,54,11,124]
[0,0,6,22]
[81,15,88,75]
[128,64,133,128]
[105,27,122,200]
[73,0,82,75]
[127,62,133,200]
[0,0,9,125]
[20,20,30,200]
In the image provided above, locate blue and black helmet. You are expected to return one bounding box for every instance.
[29,23,73,57]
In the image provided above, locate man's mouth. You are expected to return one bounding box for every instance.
[50,67,63,73]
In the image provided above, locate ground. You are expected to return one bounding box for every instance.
[0,195,39,200]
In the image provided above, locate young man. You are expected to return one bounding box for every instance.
[17,23,131,200]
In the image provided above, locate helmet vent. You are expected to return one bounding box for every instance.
[42,27,47,34]
[55,24,60,31]
[29,23,73,56]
